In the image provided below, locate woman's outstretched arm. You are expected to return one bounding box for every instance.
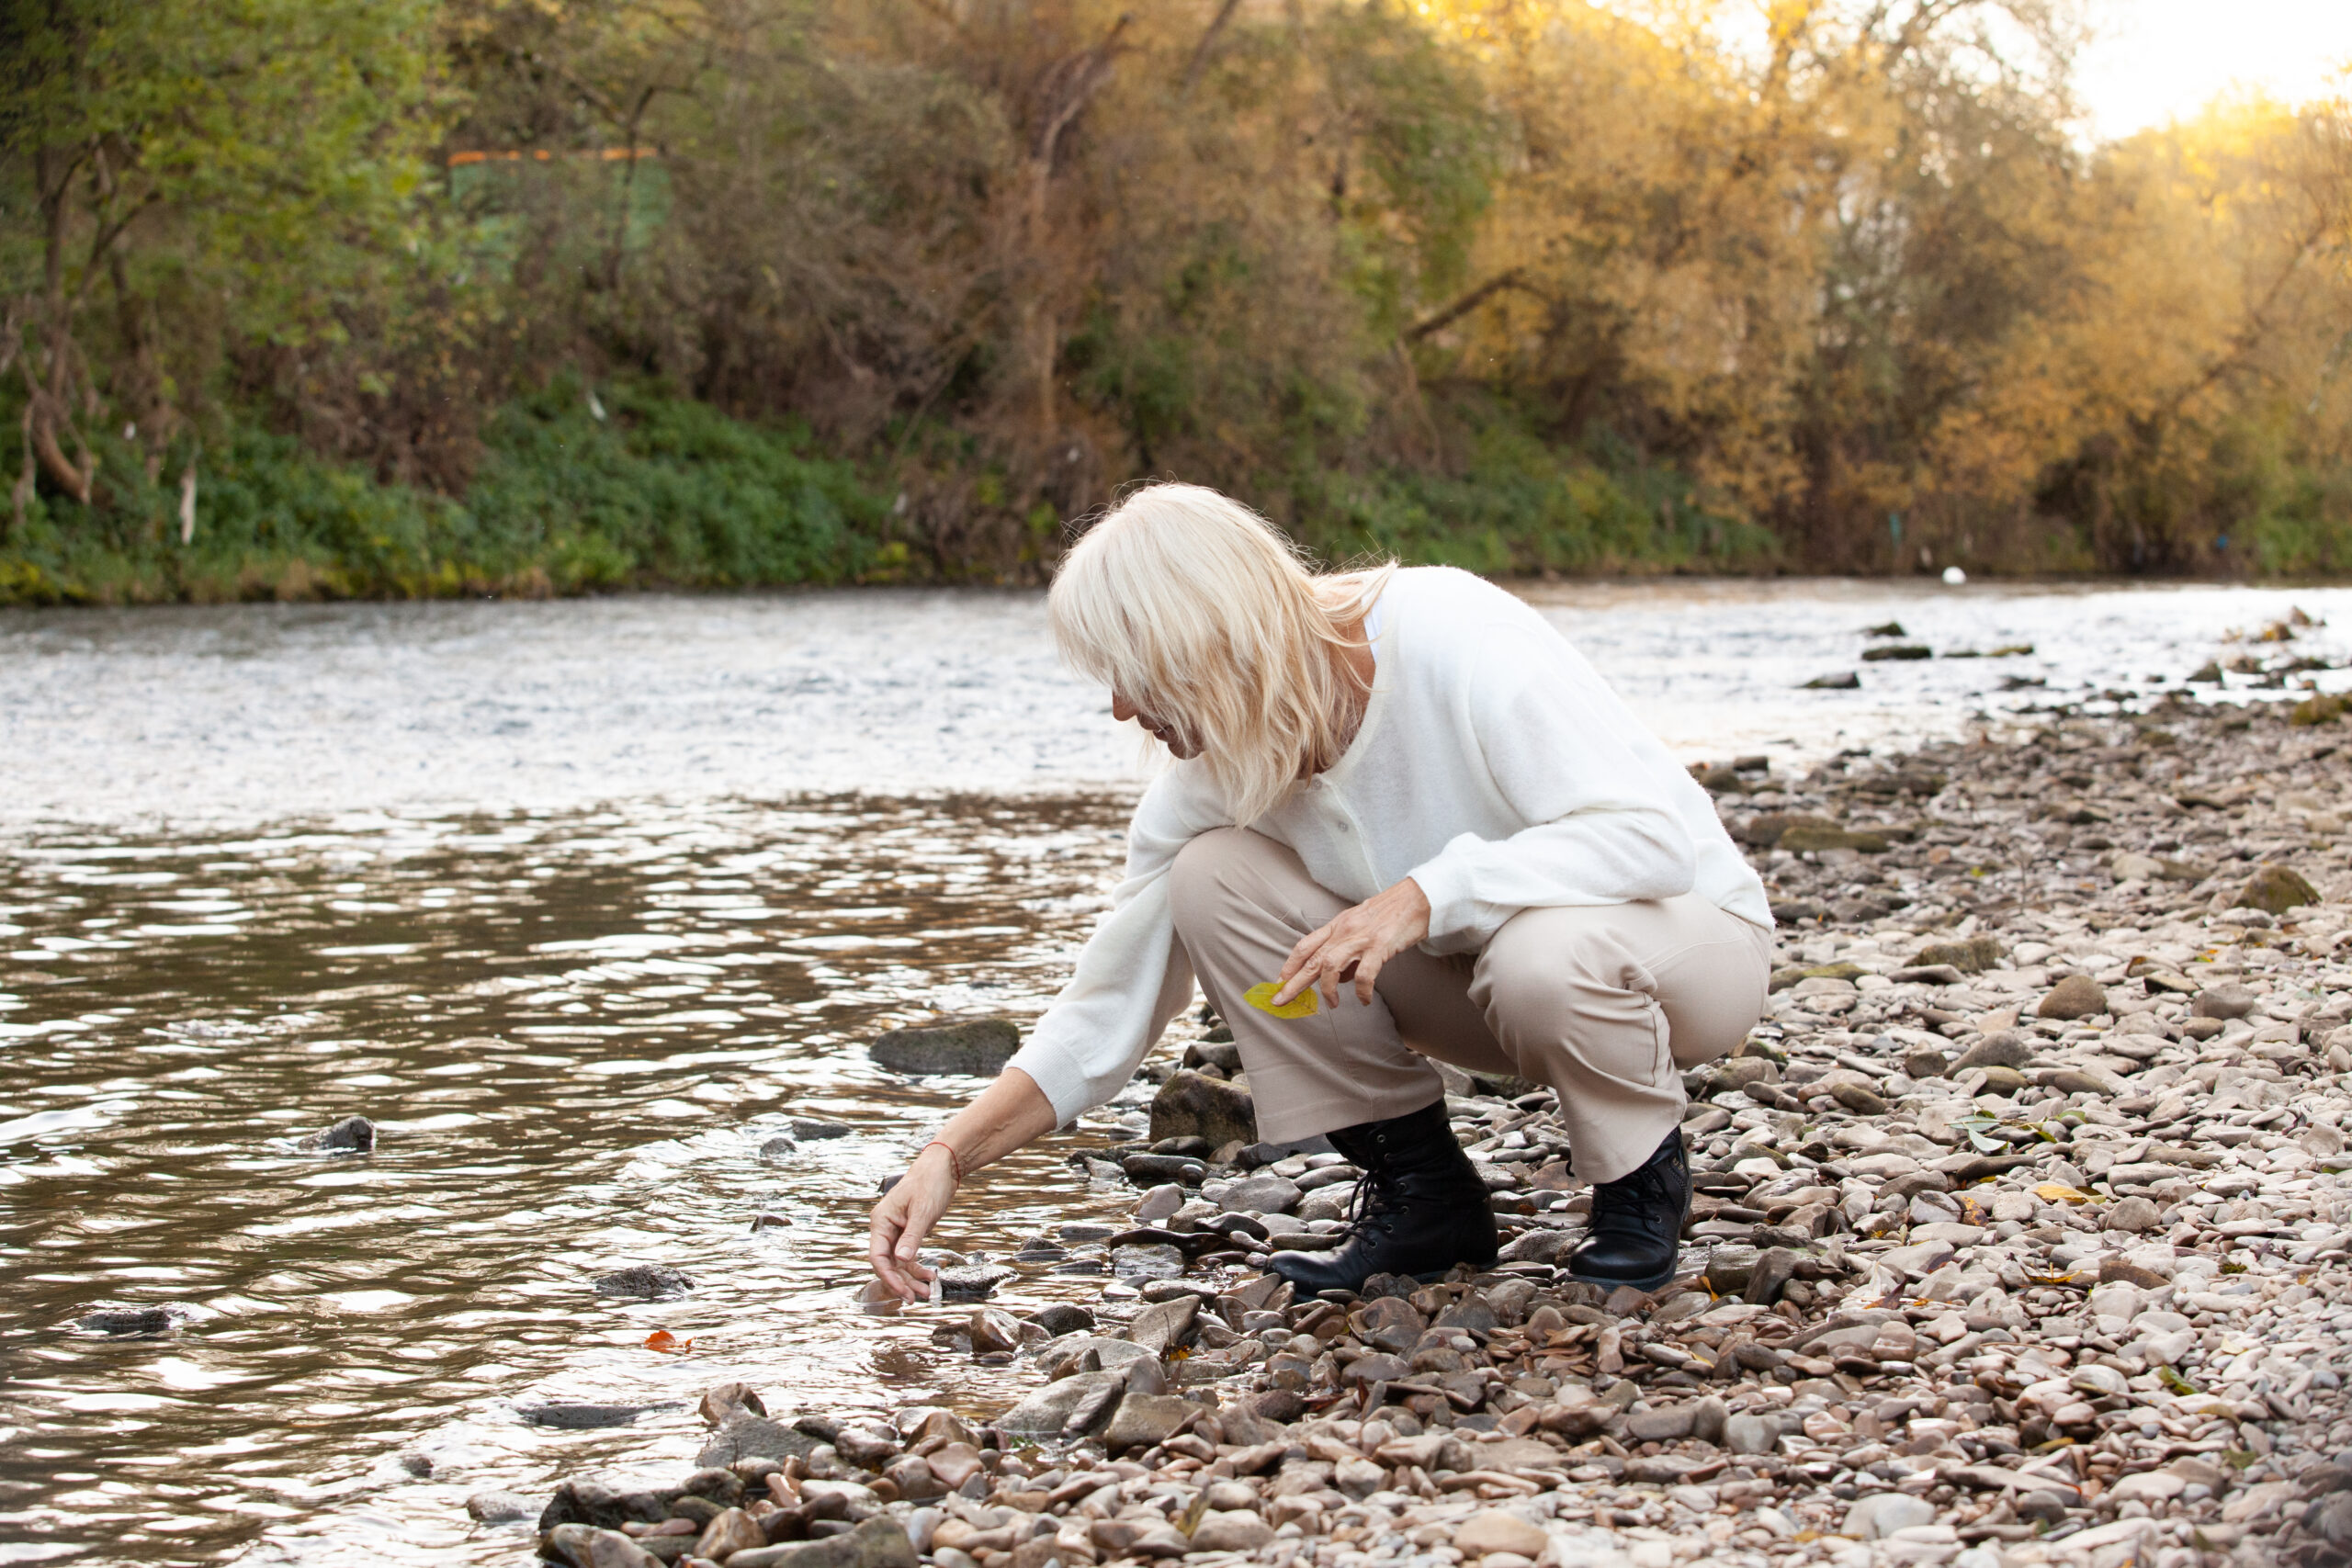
[866,1066,1058,1302]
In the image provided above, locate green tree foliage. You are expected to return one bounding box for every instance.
[2,0,2349,603]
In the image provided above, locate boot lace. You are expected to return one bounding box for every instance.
[1341,1163,1405,1241]
[1589,1148,1682,1237]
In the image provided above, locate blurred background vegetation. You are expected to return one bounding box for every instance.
[1,0,2348,603]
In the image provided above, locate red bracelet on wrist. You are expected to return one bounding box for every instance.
[922,1139,965,1184]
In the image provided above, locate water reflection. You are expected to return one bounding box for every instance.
[0,796,1148,1566]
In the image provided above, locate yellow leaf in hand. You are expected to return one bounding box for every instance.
[1244,982,1318,1019]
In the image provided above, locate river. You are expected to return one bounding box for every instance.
[0,579,2344,1566]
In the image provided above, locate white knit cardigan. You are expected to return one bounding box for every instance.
[1003,566,1770,1123]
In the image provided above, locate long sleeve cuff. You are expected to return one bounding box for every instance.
[1003,1039,1095,1127]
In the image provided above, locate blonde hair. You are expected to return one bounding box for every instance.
[1049,483,1393,825]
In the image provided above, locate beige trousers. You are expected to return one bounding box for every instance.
[1167,829,1772,1185]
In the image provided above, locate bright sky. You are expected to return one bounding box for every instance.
[2075,0,2352,140]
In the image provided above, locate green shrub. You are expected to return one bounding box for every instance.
[0,381,892,604]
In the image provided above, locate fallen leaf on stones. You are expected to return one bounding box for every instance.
[1244,983,1318,1019]
[2034,1183,2093,1205]
[645,1329,694,1353]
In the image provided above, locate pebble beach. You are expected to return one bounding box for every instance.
[506,682,2352,1568]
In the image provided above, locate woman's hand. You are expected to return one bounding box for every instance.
[1272,876,1431,1010]
[868,1143,958,1302]
[865,1067,1058,1303]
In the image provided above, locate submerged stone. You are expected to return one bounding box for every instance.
[296,1115,375,1154]
[868,1019,1021,1077]
[592,1264,694,1299]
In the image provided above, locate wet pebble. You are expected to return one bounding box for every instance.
[295,1114,375,1154]
[592,1264,695,1299]
[74,1303,193,1335]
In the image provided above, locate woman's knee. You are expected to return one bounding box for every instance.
[1167,827,1262,935]
[1473,926,1629,1031]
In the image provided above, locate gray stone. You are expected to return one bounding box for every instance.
[1191,1510,1277,1552]
[1843,1493,1936,1540]
[1723,1414,1777,1455]
[74,1303,190,1335]
[697,1382,765,1427]
[1149,1069,1258,1149]
[1689,1395,1728,1447]
[296,1115,375,1154]
[997,1371,1125,1438]
[1123,1294,1198,1356]
[867,1019,1021,1077]
[519,1402,676,1429]
[1436,1295,1499,1335]
[1745,1246,1800,1305]
[1100,1393,1200,1454]
[1625,1404,1695,1443]
[1703,1245,1760,1294]
[2235,863,2318,917]
[592,1264,693,1299]
[1025,1303,1094,1337]
[465,1490,537,1525]
[1038,1335,1153,1379]
[1134,1182,1184,1223]
[728,1516,918,1568]
[1340,1352,1414,1385]
[934,1261,1013,1301]
[1110,1243,1186,1280]
[2102,1196,2162,1233]
[541,1524,662,1568]
[967,1307,1023,1356]
[695,1507,768,1562]
[790,1118,853,1139]
[1915,936,2006,974]
[2037,975,2108,1020]
[1498,1227,1578,1265]
[695,1416,820,1469]
[1952,1032,2033,1070]
[1216,1175,1303,1215]
[2191,983,2259,1021]
[1354,1295,1428,1352]
[537,1475,677,1531]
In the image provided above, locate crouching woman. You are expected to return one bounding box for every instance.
[869,483,1771,1300]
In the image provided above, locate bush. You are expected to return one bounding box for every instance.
[0,381,894,605]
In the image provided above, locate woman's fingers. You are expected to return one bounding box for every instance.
[869,1164,952,1302]
[869,1213,910,1297]
[1272,921,1339,1006]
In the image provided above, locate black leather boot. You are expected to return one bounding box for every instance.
[1264,1100,1498,1294]
[1563,1127,1690,1293]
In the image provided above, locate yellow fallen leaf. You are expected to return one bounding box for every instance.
[1244,982,1317,1019]
[2034,1182,2093,1205]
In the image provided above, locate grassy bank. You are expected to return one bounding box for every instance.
[0,384,897,605]
[0,385,1790,606]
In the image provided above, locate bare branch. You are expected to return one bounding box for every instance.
[1033,15,1132,167]
[1405,269,1540,341]
[1182,0,1243,94]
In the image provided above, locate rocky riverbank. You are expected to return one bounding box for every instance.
[512,691,2352,1568]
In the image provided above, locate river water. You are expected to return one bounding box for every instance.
[1,579,2346,1567]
